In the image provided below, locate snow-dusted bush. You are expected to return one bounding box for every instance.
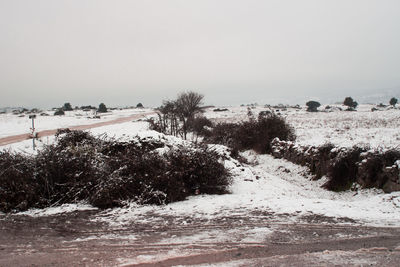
[187,116,214,137]
[0,130,232,212]
[35,140,102,205]
[0,152,39,212]
[165,146,230,197]
[54,128,98,148]
[206,113,295,154]
[90,145,230,208]
[54,109,65,116]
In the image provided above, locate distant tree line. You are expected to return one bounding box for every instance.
[53,102,115,115]
[305,96,398,112]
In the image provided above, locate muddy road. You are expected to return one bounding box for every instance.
[1,210,399,266]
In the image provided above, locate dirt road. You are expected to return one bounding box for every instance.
[0,112,155,146]
[1,210,399,266]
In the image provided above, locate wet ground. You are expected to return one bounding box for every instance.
[1,210,399,266]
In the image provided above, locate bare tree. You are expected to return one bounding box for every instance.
[176,91,204,118]
[176,91,204,139]
[158,100,180,136]
[149,91,204,140]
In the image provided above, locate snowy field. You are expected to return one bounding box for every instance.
[203,104,400,149]
[1,104,400,266]
[1,105,400,228]
[0,107,153,138]
[0,108,154,152]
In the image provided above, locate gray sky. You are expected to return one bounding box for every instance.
[1,0,399,108]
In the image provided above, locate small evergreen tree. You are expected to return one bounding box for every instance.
[306,101,321,112]
[343,97,358,110]
[62,102,73,111]
[390,97,398,107]
[98,103,108,113]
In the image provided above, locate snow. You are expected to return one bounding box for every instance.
[203,104,400,149]
[116,225,271,266]
[0,108,153,138]
[0,108,154,153]
[95,150,400,228]
[117,250,203,266]
[2,104,399,228]
[18,203,98,217]
[158,227,272,244]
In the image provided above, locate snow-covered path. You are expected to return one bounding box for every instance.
[90,148,399,229]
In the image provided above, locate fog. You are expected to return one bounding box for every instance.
[1,0,399,108]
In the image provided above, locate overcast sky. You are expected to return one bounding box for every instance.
[1,0,399,108]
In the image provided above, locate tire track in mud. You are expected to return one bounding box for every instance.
[0,111,155,146]
[1,211,400,266]
[96,217,400,266]
[124,236,400,267]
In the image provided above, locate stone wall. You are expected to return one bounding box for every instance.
[271,138,400,193]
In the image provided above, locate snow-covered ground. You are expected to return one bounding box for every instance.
[89,148,399,228]
[1,104,400,227]
[0,108,154,152]
[203,104,400,149]
[287,105,400,149]
[0,108,153,138]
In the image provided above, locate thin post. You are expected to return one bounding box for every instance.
[29,115,37,150]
